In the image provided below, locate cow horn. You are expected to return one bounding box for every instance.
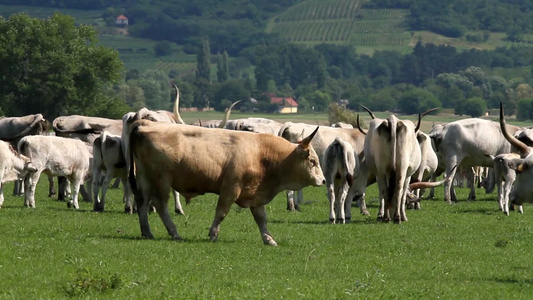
[360,104,376,119]
[218,100,242,128]
[409,165,457,190]
[172,83,185,125]
[414,107,439,133]
[356,114,366,135]
[198,119,202,127]
[500,102,530,158]
[301,127,319,149]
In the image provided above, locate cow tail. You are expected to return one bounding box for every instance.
[387,117,398,202]
[128,126,140,200]
[18,138,29,158]
[337,139,354,186]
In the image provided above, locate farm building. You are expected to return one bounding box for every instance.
[270,96,298,113]
[115,15,128,27]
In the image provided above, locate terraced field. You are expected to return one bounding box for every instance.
[267,0,411,51]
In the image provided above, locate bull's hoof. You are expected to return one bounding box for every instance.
[67,201,72,208]
[93,205,104,213]
[345,217,351,224]
[377,216,390,223]
[141,233,155,239]
[175,208,185,215]
[124,206,133,214]
[172,235,183,241]
[361,210,370,216]
[329,218,335,224]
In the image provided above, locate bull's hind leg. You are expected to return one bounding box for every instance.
[251,205,277,246]
[135,192,154,239]
[153,181,180,240]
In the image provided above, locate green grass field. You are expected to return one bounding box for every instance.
[0,169,532,298]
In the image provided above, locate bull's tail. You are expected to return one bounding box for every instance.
[128,126,141,201]
[388,116,398,202]
[336,138,355,186]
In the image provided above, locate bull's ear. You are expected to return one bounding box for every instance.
[300,127,319,149]
[300,149,310,159]
[508,158,527,173]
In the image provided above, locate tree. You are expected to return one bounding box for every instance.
[216,51,230,82]
[154,41,173,57]
[0,13,123,119]
[462,97,487,117]
[196,39,211,81]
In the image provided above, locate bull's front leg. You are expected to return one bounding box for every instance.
[250,205,277,246]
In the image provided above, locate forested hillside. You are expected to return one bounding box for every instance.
[0,0,532,121]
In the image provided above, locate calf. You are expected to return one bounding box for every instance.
[17,136,92,209]
[0,141,37,208]
[489,153,523,215]
[128,120,325,245]
[323,137,358,224]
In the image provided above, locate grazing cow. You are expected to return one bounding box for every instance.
[17,136,92,209]
[0,114,51,196]
[0,141,37,208]
[363,113,423,222]
[488,153,523,215]
[323,137,358,224]
[0,114,51,144]
[230,118,283,135]
[53,115,123,144]
[278,122,367,216]
[128,120,325,245]
[428,118,521,203]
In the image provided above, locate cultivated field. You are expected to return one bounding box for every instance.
[266,0,412,53]
[0,174,532,298]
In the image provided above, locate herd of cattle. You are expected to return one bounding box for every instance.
[1,84,532,245]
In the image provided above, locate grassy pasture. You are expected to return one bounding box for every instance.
[1,173,532,298]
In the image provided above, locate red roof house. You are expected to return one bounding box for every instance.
[270,97,298,113]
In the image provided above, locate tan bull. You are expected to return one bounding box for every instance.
[128,120,325,246]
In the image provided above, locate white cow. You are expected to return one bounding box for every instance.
[323,137,358,224]
[17,135,92,209]
[0,141,37,208]
[498,103,533,210]
[278,122,367,218]
[409,131,439,208]
[488,153,523,215]
[92,131,130,212]
[363,113,422,222]
[428,118,521,203]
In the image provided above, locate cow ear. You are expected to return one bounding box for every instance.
[300,149,310,159]
[300,127,319,150]
[508,159,527,173]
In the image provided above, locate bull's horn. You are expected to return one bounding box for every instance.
[172,83,185,125]
[415,107,439,133]
[356,114,366,135]
[218,100,242,128]
[409,165,457,190]
[301,127,319,149]
[360,104,376,119]
[500,102,529,158]
[198,119,202,127]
